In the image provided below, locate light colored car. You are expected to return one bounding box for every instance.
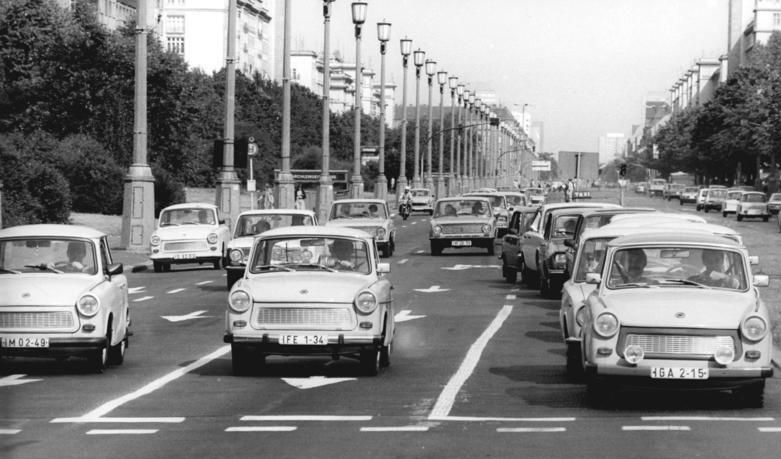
[663,183,685,201]
[634,183,647,194]
[702,188,728,213]
[695,188,709,211]
[150,203,231,272]
[500,191,528,211]
[429,197,496,255]
[579,232,772,406]
[224,226,394,376]
[608,212,706,226]
[464,192,511,237]
[524,187,546,206]
[408,188,435,215]
[736,192,769,222]
[721,190,745,217]
[766,192,781,215]
[679,186,699,205]
[0,224,130,372]
[225,209,318,288]
[500,206,539,283]
[326,199,396,257]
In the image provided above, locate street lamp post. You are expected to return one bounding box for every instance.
[317,0,335,223]
[376,20,391,200]
[470,96,478,190]
[350,1,367,199]
[435,69,447,199]
[448,76,458,197]
[424,58,436,191]
[397,37,412,200]
[412,49,425,188]
[464,91,472,190]
[455,84,464,195]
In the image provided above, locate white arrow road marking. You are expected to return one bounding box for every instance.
[161,310,209,322]
[0,374,42,387]
[128,287,146,294]
[166,288,186,294]
[414,285,450,293]
[281,376,356,389]
[394,310,426,322]
[441,264,500,271]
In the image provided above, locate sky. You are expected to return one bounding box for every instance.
[288,0,728,161]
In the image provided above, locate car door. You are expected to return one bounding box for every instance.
[99,237,129,344]
[520,210,545,272]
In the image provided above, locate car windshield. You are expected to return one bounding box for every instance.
[743,194,766,203]
[330,202,387,219]
[249,236,371,274]
[684,187,699,193]
[552,215,578,238]
[727,192,743,199]
[411,189,430,197]
[709,190,727,198]
[160,208,215,226]
[769,193,781,201]
[234,213,313,237]
[0,238,97,275]
[504,194,526,206]
[575,237,615,282]
[434,199,490,217]
[606,246,747,290]
[526,188,544,195]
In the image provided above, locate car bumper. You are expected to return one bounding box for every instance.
[430,237,494,248]
[224,333,381,355]
[0,337,107,357]
[584,362,772,387]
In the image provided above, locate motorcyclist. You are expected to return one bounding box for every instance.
[399,186,413,213]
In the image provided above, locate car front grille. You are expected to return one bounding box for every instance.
[0,311,77,331]
[163,240,208,252]
[253,306,355,330]
[440,224,485,234]
[622,333,735,359]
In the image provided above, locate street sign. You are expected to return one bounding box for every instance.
[247,179,256,191]
[248,143,258,156]
[531,160,551,171]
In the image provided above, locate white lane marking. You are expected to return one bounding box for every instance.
[128,287,146,294]
[226,426,297,432]
[433,416,575,422]
[397,258,409,265]
[413,285,450,293]
[411,221,418,225]
[196,280,213,286]
[441,264,500,271]
[132,296,154,303]
[52,345,230,421]
[166,288,186,294]
[641,416,774,422]
[281,377,356,389]
[497,427,566,433]
[394,310,426,323]
[361,426,430,432]
[623,426,690,431]
[505,294,516,300]
[240,415,372,422]
[52,417,184,423]
[415,250,425,254]
[0,429,21,435]
[160,310,210,323]
[429,305,514,419]
[0,374,42,387]
[510,288,520,292]
[758,427,781,432]
[86,429,158,435]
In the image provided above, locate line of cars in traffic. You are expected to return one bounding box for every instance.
[496,198,773,406]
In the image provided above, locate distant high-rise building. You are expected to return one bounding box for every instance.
[598,133,625,161]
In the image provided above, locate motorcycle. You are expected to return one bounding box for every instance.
[399,201,411,220]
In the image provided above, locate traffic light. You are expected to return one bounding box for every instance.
[619,163,627,178]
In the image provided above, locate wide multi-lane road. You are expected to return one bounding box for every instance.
[2,192,781,459]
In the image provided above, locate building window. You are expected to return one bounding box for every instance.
[167,36,184,55]
[166,0,184,6]
[166,15,184,34]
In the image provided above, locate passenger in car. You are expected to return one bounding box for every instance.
[688,250,740,288]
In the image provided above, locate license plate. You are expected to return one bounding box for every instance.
[748,209,760,214]
[451,240,472,247]
[1,336,49,348]
[650,367,708,380]
[279,334,328,345]
[173,253,197,260]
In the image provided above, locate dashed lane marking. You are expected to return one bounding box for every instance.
[360,426,430,432]
[397,258,409,264]
[0,429,21,435]
[86,429,158,435]
[195,280,213,286]
[505,294,516,300]
[166,288,186,294]
[128,287,146,294]
[435,416,575,423]
[415,250,425,254]
[240,415,372,422]
[132,296,154,303]
[497,427,567,433]
[623,426,690,431]
[226,426,297,432]
[641,416,774,422]
[52,417,184,423]
[758,427,781,432]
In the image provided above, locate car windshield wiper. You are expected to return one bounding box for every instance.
[290,263,336,272]
[659,278,708,288]
[159,222,178,227]
[254,264,294,272]
[0,268,21,274]
[615,282,653,288]
[24,264,62,273]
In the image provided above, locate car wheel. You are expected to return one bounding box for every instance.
[487,242,495,256]
[737,214,743,221]
[735,381,765,408]
[763,216,769,222]
[704,207,709,213]
[521,257,537,288]
[232,344,262,376]
[107,336,127,366]
[379,340,391,368]
[360,348,380,376]
[153,261,163,273]
[89,343,108,373]
[213,256,222,270]
[162,262,171,272]
[566,343,583,382]
[680,200,684,206]
[430,241,442,256]
[503,259,517,283]
[723,211,727,217]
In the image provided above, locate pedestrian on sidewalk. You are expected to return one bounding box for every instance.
[259,183,275,209]
[294,185,306,210]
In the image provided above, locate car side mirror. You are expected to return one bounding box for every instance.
[219,219,226,225]
[564,239,576,249]
[377,262,391,274]
[585,273,601,285]
[106,263,124,276]
[752,274,769,287]
[748,256,759,265]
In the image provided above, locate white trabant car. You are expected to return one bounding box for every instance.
[150,203,231,272]
[524,187,546,206]
[225,209,318,289]
[409,188,435,215]
[429,197,496,255]
[0,225,130,372]
[224,226,394,376]
[736,191,770,222]
[326,199,396,257]
[579,232,772,406]
[721,190,745,217]
[500,191,528,211]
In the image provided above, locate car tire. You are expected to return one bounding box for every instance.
[735,381,765,408]
[231,344,262,376]
[737,214,743,222]
[704,207,709,213]
[107,336,127,366]
[213,257,222,270]
[763,216,769,222]
[487,242,495,256]
[430,241,442,256]
[89,343,108,373]
[566,343,583,381]
[520,257,537,288]
[153,261,163,273]
[379,340,391,368]
[360,348,380,376]
[503,260,517,283]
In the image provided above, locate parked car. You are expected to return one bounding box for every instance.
[702,188,728,213]
[662,183,685,201]
[408,188,435,215]
[767,192,781,215]
[463,191,511,237]
[500,206,539,283]
[0,224,130,372]
[634,183,647,194]
[224,226,394,376]
[648,178,666,197]
[326,199,396,257]
[695,189,709,211]
[429,197,496,255]
[499,191,528,211]
[736,191,769,222]
[679,186,700,205]
[536,209,583,298]
[721,190,744,217]
[579,232,771,406]
[523,187,546,206]
[149,203,231,273]
[225,209,318,289]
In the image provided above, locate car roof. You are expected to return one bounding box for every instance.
[742,191,765,196]
[0,224,106,239]
[258,225,375,240]
[439,196,490,202]
[609,212,706,224]
[511,206,539,214]
[332,199,386,205]
[581,224,684,240]
[609,231,741,249]
[580,207,655,217]
[237,209,316,217]
[161,202,218,211]
[541,202,620,212]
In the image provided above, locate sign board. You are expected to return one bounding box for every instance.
[246,179,256,192]
[618,179,627,188]
[531,160,551,171]
[248,143,258,156]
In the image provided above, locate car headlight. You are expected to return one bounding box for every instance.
[741,315,768,342]
[624,344,644,364]
[150,235,160,246]
[481,224,491,235]
[355,291,378,314]
[207,233,218,244]
[229,289,252,313]
[432,225,442,237]
[229,249,244,263]
[594,312,619,338]
[76,294,100,317]
[375,227,386,239]
[714,345,735,365]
